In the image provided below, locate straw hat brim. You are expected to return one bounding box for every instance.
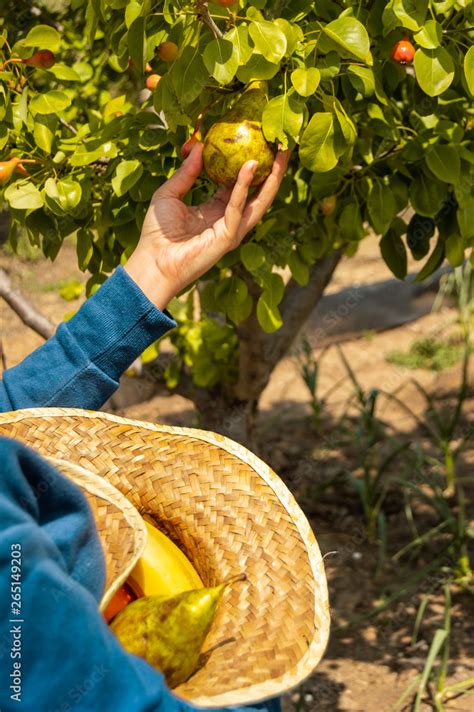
[44,456,147,610]
[0,408,330,708]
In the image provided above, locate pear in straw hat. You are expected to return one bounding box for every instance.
[0,407,330,709]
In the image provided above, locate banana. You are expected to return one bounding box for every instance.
[128,519,203,597]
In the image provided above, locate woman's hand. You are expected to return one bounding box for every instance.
[124,141,289,310]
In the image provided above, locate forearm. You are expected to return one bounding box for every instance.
[0,267,176,412]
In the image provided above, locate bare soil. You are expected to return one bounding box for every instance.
[1,238,473,712]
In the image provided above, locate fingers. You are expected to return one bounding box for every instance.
[238,150,290,238]
[156,141,204,200]
[213,185,233,205]
[221,160,258,242]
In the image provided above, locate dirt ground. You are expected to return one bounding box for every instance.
[1,237,473,712]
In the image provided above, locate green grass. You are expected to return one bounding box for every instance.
[386,336,472,372]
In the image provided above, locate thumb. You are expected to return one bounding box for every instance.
[157,141,204,200]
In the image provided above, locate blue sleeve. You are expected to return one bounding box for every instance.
[0,266,176,413]
[0,438,279,712]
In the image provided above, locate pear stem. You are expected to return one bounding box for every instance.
[0,58,25,70]
[223,573,247,587]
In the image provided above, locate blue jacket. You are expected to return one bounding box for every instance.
[0,268,280,712]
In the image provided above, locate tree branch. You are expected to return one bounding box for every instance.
[0,267,55,340]
[0,339,7,370]
[196,1,224,39]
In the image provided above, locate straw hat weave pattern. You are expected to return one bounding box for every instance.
[0,408,330,708]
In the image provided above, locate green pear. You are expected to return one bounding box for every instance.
[110,576,244,688]
[203,80,275,187]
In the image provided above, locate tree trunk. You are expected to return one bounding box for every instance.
[193,388,260,452]
[234,252,343,402]
[0,211,9,245]
[137,253,343,448]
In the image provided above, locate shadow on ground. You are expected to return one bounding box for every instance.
[109,383,473,711]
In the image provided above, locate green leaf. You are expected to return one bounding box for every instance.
[16,89,28,125]
[339,202,365,241]
[389,0,428,31]
[25,211,55,245]
[203,39,239,85]
[24,24,61,52]
[153,75,190,132]
[60,278,84,301]
[256,291,283,333]
[4,181,44,210]
[333,100,357,148]
[262,94,304,146]
[214,276,250,324]
[141,340,160,365]
[30,91,71,115]
[241,242,266,271]
[224,27,253,65]
[112,160,143,197]
[410,173,446,216]
[77,229,94,271]
[291,67,320,97]
[228,293,253,325]
[274,18,304,56]
[414,20,442,49]
[103,95,128,120]
[164,360,180,389]
[414,238,445,282]
[445,234,465,267]
[318,52,341,79]
[380,230,407,280]
[347,65,375,97]
[248,20,287,63]
[125,0,142,28]
[259,272,285,303]
[0,124,8,151]
[49,65,82,82]
[236,53,280,83]
[457,198,474,240]
[73,61,94,83]
[215,276,248,306]
[464,46,474,97]
[85,1,99,46]
[425,145,460,184]
[406,214,434,260]
[414,48,455,97]
[34,114,57,154]
[299,112,338,173]
[367,182,397,235]
[45,178,82,212]
[322,17,372,64]
[170,47,208,105]
[86,273,107,297]
[69,141,118,167]
[288,251,309,286]
[128,16,146,73]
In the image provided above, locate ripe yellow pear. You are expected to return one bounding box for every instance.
[128,520,203,597]
[203,80,275,187]
[0,158,24,185]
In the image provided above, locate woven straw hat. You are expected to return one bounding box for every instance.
[0,408,330,708]
[44,456,147,610]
